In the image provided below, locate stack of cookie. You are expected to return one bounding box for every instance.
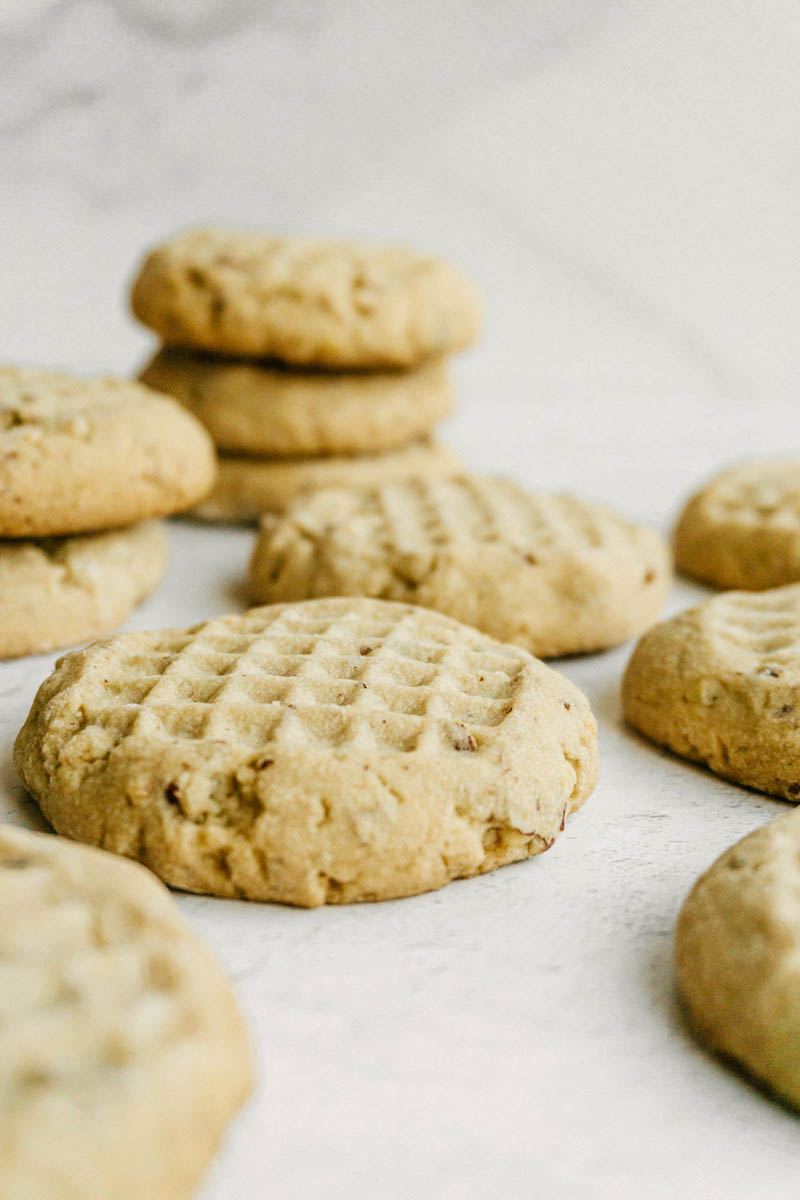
[0,366,216,658]
[131,228,481,522]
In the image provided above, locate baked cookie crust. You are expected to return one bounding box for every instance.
[131,228,482,367]
[15,597,599,906]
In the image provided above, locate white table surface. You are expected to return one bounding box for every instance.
[3,2,800,1196]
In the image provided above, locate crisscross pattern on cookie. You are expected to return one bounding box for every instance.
[704,586,800,673]
[704,462,800,528]
[0,836,194,1103]
[295,477,643,562]
[81,601,528,757]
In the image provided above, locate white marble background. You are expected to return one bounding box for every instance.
[2,3,800,1197]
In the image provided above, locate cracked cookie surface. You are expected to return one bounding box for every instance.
[0,520,168,659]
[0,367,217,537]
[0,825,250,1200]
[249,476,670,656]
[623,584,800,799]
[675,459,800,590]
[676,808,800,1110]
[15,597,599,906]
[139,347,454,456]
[192,439,460,523]
[131,228,482,367]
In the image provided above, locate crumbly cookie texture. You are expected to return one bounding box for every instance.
[15,597,599,907]
[191,439,461,523]
[0,367,217,537]
[0,825,250,1200]
[676,809,800,1111]
[623,584,800,800]
[248,476,670,658]
[139,347,454,456]
[130,228,482,367]
[675,459,800,590]
[0,520,168,659]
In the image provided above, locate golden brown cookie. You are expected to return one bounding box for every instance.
[191,439,461,523]
[0,367,217,537]
[139,347,454,456]
[249,476,671,657]
[0,824,250,1200]
[675,460,800,590]
[15,597,599,906]
[131,228,482,367]
[0,520,168,659]
[623,583,800,800]
[676,809,800,1111]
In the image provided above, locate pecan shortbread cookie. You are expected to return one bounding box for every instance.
[675,459,800,590]
[0,825,250,1200]
[15,598,599,906]
[131,228,482,367]
[0,520,168,659]
[139,347,454,456]
[0,368,216,537]
[248,476,670,657]
[623,584,800,799]
[192,439,460,523]
[676,809,800,1111]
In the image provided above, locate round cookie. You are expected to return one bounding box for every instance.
[139,347,454,456]
[15,597,599,907]
[623,583,800,800]
[248,476,671,658]
[675,459,800,590]
[0,367,217,537]
[130,228,482,368]
[0,824,250,1200]
[0,520,168,659]
[676,809,800,1111]
[191,439,461,523]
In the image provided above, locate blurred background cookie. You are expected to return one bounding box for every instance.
[675,460,800,590]
[0,367,216,537]
[249,476,671,656]
[0,825,250,1200]
[191,438,460,523]
[130,228,482,367]
[0,520,167,659]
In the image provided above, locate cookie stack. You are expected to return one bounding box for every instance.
[0,367,216,658]
[131,228,481,522]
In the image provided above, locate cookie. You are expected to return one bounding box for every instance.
[675,459,800,590]
[15,597,599,906]
[191,439,461,523]
[139,347,454,456]
[623,584,800,800]
[0,520,168,659]
[248,476,671,657]
[676,809,800,1110]
[0,367,217,537]
[0,824,250,1199]
[130,228,482,368]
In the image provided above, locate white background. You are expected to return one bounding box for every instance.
[1,2,800,1196]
